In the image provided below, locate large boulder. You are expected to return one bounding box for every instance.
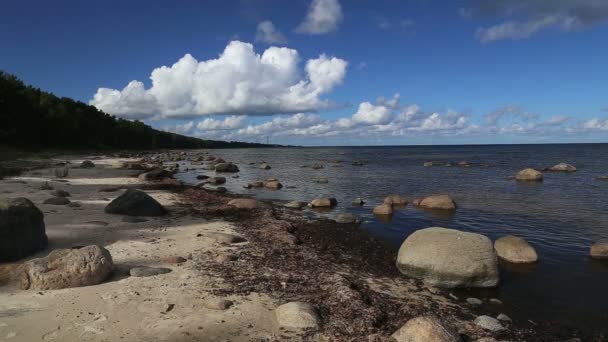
[214,162,239,173]
[515,168,543,181]
[105,189,167,216]
[0,198,48,262]
[391,316,458,342]
[275,302,320,329]
[384,194,407,206]
[590,242,608,259]
[494,235,538,263]
[419,195,456,211]
[396,227,499,288]
[548,162,576,172]
[20,245,113,290]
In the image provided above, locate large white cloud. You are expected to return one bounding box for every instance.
[90,41,347,119]
[296,0,343,34]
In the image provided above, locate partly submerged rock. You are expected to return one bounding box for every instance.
[548,162,576,172]
[373,204,393,216]
[104,189,167,216]
[309,198,337,208]
[391,316,458,342]
[396,227,499,288]
[515,168,543,181]
[50,189,70,197]
[494,235,538,263]
[383,194,407,206]
[352,198,365,206]
[590,242,608,259]
[214,162,239,173]
[284,201,306,209]
[20,245,113,290]
[0,198,48,262]
[275,302,320,329]
[419,195,456,211]
[335,213,358,224]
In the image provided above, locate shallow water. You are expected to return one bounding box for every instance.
[175,144,608,333]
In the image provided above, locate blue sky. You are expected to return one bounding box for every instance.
[1,0,607,145]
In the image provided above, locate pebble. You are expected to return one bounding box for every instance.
[497,313,512,322]
[466,297,483,305]
[203,298,234,310]
[489,298,503,305]
[474,315,505,332]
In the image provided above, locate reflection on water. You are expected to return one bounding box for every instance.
[175,144,608,332]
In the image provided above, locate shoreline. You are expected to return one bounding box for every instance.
[0,152,585,341]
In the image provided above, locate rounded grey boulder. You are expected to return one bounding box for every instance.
[20,245,113,290]
[494,235,538,263]
[0,198,48,262]
[396,227,499,288]
[391,316,458,342]
[515,168,543,181]
[105,189,167,216]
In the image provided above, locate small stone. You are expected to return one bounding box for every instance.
[489,298,503,305]
[43,197,71,205]
[50,189,70,197]
[466,297,483,305]
[204,297,234,310]
[284,201,306,209]
[129,266,172,277]
[215,253,238,263]
[208,232,247,244]
[373,204,393,216]
[68,202,82,208]
[309,198,337,208]
[259,163,271,170]
[335,213,358,224]
[80,160,95,168]
[497,313,512,322]
[352,198,365,205]
[161,256,187,264]
[275,302,320,329]
[474,315,505,332]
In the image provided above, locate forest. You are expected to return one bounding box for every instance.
[0,71,274,150]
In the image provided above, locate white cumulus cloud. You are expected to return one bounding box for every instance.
[296,0,343,35]
[90,41,347,119]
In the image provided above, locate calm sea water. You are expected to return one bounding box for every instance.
[175,144,608,333]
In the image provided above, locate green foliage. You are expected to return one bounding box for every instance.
[0,71,273,150]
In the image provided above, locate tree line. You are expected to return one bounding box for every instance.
[0,71,275,150]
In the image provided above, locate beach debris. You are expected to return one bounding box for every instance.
[0,198,47,262]
[351,160,365,166]
[105,189,167,216]
[391,316,458,342]
[312,177,329,184]
[494,235,538,263]
[20,245,113,290]
[275,302,320,329]
[396,227,499,288]
[515,168,543,181]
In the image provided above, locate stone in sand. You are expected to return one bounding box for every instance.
[515,168,543,181]
[494,235,538,263]
[228,198,260,209]
[384,194,407,206]
[122,216,146,224]
[309,198,337,208]
[373,204,393,216]
[129,266,172,277]
[68,202,82,208]
[419,195,456,210]
[214,162,239,173]
[20,245,113,290]
[396,227,499,288]
[208,232,247,244]
[335,213,358,224]
[474,315,505,332]
[275,302,320,329]
[43,197,71,205]
[204,297,234,310]
[391,316,458,342]
[80,160,95,168]
[215,253,238,263]
[50,189,70,197]
[590,242,608,259]
[548,162,576,172]
[0,198,48,262]
[105,189,167,216]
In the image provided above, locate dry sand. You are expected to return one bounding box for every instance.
[0,157,286,342]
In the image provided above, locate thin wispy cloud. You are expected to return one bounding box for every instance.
[296,0,343,35]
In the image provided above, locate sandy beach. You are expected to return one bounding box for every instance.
[0,152,568,341]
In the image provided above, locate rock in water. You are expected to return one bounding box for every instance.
[309,198,337,208]
[80,160,95,168]
[590,242,608,259]
[20,245,113,290]
[335,213,358,224]
[259,163,271,170]
[373,204,393,216]
[548,162,576,172]
[396,227,499,288]
[515,168,543,181]
[104,189,167,216]
[227,198,260,209]
[264,180,283,189]
[384,194,407,206]
[391,316,458,342]
[275,302,320,329]
[419,195,456,210]
[138,168,172,181]
[352,198,365,205]
[494,235,538,263]
[214,162,239,173]
[284,201,306,209]
[0,198,48,262]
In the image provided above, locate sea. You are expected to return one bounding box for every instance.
[174,144,608,334]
